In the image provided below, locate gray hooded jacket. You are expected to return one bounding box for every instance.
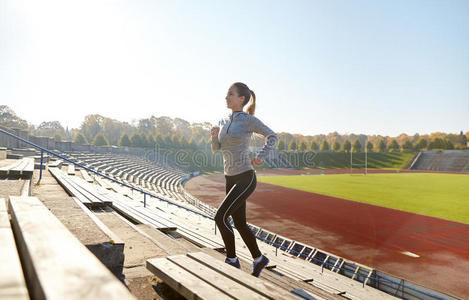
[211,111,279,176]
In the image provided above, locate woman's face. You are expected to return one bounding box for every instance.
[225,86,245,111]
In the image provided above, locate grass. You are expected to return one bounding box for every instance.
[258,173,469,224]
[278,151,416,169]
[197,151,416,173]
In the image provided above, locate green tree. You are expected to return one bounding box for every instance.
[0,105,29,129]
[171,135,181,148]
[414,138,427,151]
[138,117,157,136]
[288,141,297,150]
[190,122,212,144]
[102,118,125,145]
[352,140,362,152]
[53,133,63,142]
[342,139,351,153]
[366,141,373,152]
[155,116,174,136]
[92,134,109,146]
[188,137,198,150]
[155,134,165,148]
[164,135,173,148]
[320,140,329,151]
[36,121,66,138]
[377,140,386,152]
[130,133,144,147]
[80,114,104,143]
[197,136,208,149]
[174,117,192,138]
[65,126,72,141]
[428,138,444,150]
[73,132,88,145]
[402,140,413,152]
[299,141,307,151]
[460,131,467,147]
[179,136,189,148]
[388,140,400,152]
[277,140,286,150]
[309,141,319,151]
[443,139,454,150]
[139,133,148,147]
[118,133,131,147]
[146,135,156,148]
[332,140,341,151]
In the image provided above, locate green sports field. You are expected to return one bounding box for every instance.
[257,173,469,224]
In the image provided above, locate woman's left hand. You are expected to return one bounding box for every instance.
[251,158,263,166]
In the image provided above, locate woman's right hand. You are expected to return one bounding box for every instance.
[210,126,220,137]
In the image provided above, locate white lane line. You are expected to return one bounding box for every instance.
[401,251,420,258]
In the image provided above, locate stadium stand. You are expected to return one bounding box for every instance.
[0,127,460,300]
[410,150,469,172]
[57,167,398,299]
[57,151,191,204]
[253,148,296,169]
[46,165,339,299]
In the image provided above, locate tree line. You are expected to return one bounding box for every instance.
[1,105,467,152]
[278,135,464,152]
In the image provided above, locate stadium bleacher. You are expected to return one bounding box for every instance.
[50,163,397,299]
[0,127,459,300]
[260,149,295,169]
[411,150,469,172]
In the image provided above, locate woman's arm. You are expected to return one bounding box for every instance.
[210,125,221,154]
[249,116,279,161]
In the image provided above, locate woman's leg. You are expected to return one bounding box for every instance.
[228,172,269,277]
[231,197,262,259]
[214,170,257,258]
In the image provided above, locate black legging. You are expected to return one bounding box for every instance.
[214,169,262,259]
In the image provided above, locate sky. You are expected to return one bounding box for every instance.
[1,0,468,137]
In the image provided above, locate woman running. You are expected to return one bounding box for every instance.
[210,82,278,277]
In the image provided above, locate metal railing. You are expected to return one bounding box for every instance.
[252,234,455,300]
[0,127,213,218]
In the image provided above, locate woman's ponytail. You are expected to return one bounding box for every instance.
[232,82,256,115]
[246,90,256,116]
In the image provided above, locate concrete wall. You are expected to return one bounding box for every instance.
[0,126,26,149]
[0,147,6,160]
[0,125,155,159]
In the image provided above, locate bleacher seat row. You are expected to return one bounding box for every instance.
[0,158,34,178]
[58,151,190,204]
[1,196,135,300]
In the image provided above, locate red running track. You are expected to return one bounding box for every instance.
[185,170,469,299]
